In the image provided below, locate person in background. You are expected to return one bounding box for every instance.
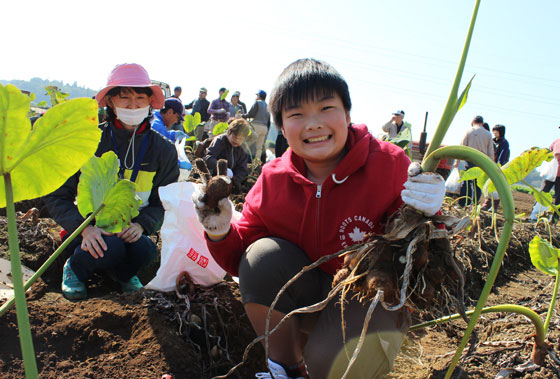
[171,86,182,99]
[381,110,412,156]
[242,90,271,162]
[537,134,560,223]
[382,110,410,138]
[456,115,494,207]
[44,63,179,300]
[185,87,211,134]
[192,58,445,378]
[229,91,244,118]
[236,91,248,114]
[481,124,510,210]
[206,87,231,140]
[203,118,250,193]
[151,98,188,141]
[482,122,490,132]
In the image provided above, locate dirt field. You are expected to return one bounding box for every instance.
[1,191,559,378]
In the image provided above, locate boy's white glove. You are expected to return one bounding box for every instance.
[192,158,233,239]
[192,183,232,238]
[401,162,445,217]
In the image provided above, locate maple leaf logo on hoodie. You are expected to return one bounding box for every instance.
[348,227,366,242]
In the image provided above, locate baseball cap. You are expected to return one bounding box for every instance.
[164,98,184,121]
[95,63,165,109]
[392,110,405,116]
[199,87,207,93]
[219,87,227,92]
[256,90,267,98]
[473,115,484,123]
[232,91,241,97]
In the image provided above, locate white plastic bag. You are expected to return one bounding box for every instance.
[529,202,548,221]
[146,182,240,291]
[540,158,559,182]
[175,138,192,182]
[445,168,461,194]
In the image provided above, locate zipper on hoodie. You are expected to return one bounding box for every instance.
[315,184,322,253]
[315,184,322,199]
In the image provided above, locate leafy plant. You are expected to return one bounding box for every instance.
[44,85,70,107]
[220,89,229,101]
[212,121,229,136]
[0,84,100,378]
[183,112,202,140]
[0,151,142,318]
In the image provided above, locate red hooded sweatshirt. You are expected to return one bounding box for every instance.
[206,124,410,276]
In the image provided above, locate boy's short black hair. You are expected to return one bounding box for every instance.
[268,58,352,129]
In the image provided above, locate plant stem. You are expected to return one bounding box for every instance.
[543,268,560,334]
[409,304,546,347]
[424,146,514,379]
[3,173,38,378]
[0,204,104,318]
[422,0,481,170]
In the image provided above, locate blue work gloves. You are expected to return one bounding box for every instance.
[173,131,188,142]
[401,162,446,216]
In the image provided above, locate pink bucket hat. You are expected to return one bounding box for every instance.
[95,63,165,109]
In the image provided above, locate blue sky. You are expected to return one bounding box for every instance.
[2,0,558,158]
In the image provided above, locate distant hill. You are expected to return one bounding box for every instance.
[0,78,97,106]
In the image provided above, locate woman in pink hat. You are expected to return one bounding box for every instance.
[44,63,180,300]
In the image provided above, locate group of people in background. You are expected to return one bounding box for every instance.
[454,115,510,209]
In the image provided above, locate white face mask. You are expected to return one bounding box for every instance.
[115,106,150,126]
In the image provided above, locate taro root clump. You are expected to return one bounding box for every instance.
[333,206,470,319]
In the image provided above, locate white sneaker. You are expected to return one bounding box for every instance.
[255,359,304,379]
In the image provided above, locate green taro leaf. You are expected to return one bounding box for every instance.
[0,84,100,207]
[459,166,484,182]
[456,75,475,112]
[193,112,201,129]
[36,100,48,108]
[94,180,141,232]
[212,122,228,136]
[183,112,202,134]
[529,235,559,276]
[487,148,552,193]
[388,126,412,149]
[220,89,229,101]
[531,188,554,208]
[77,151,141,233]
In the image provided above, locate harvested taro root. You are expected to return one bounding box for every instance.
[332,206,471,318]
[194,158,232,209]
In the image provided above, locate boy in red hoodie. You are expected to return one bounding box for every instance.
[193,59,445,378]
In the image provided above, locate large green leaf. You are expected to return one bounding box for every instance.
[94,180,141,232]
[77,151,141,233]
[212,122,228,136]
[220,89,229,101]
[487,148,552,193]
[0,85,100,207]
[459,166,484,182]
[388,125,412,149]
[529,235,559,276]
[531,188,554,208]
[455,75,475,112]
[183,113,198,133]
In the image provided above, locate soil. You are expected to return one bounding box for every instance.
[1,190,559,379]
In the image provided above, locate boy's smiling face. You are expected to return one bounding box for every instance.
[281,92,350,168]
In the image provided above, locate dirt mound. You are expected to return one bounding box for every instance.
[1,191,559,378]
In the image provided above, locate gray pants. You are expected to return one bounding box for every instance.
[239,237,410,378]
